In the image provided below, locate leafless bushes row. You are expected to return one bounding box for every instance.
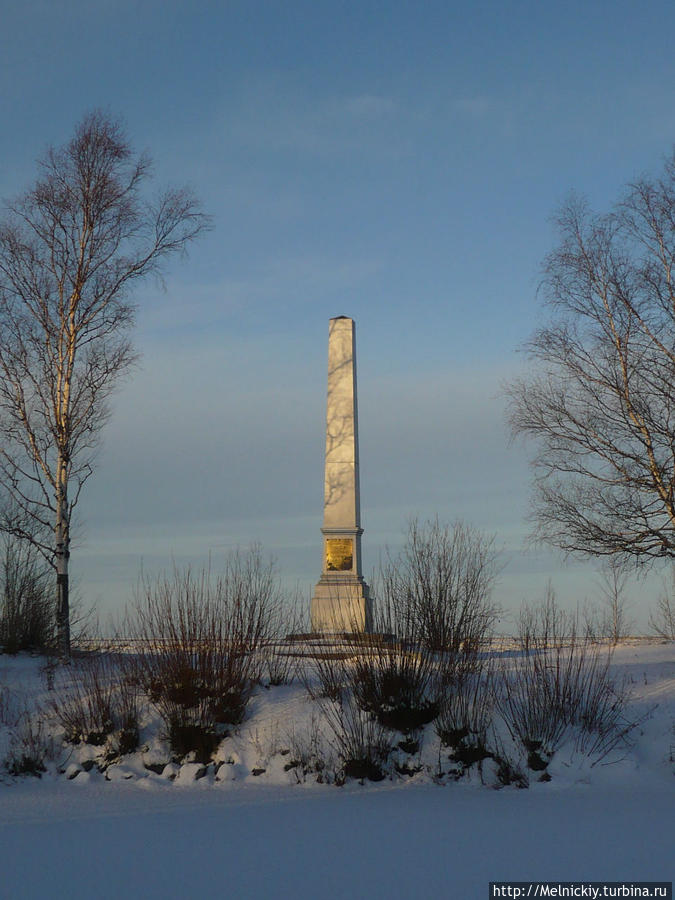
[301,594,635,783]
[2,523,640,784]
[47,547,299,764]
[301,520,503,781]
[304,635,441,781]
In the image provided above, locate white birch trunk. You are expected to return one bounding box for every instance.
[55,451,70,657]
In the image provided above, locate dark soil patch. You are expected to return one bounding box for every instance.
[343,758,386,782]
[394,761,422,777]
[449,743,491,767]
[169,723,221,763]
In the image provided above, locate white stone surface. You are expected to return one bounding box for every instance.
[311,582,371,632]
[323,317,360,529]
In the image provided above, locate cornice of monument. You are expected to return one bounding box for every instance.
[320,526,364,536]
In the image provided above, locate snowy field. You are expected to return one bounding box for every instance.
[0,641,672,899]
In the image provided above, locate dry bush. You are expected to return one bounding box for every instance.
[260,588,304,686]
[499,592,635,769]
[381,518,501,654]
[303,613,442,734]
[0,535,54,654]
[436,657,495,767]
[319,691,394,782]
[517,582,577,652]
[262,642,297,687]
[0,682,20,726]
[127,550,279,761]
[582,561,634,644]
[284,712,335,783]
[301,650,351,702]
[495,636,631,769]
[594,560,633,643]
[297,519,502,779]
[488,735,530,788]
[344,542,490,734]
[351,637,441,733]
[223,544,285,649]
[5,710,55,777]
[50,653,139,755]
[650,569,675,641]
[0,688,9,726]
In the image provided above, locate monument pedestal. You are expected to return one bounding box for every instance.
[311,527,372,632]
[310,580,372,633]
[311,318,372,633]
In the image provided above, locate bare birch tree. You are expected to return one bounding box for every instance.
[508,155,675,566]
[596,558,632,644]
[0,111,209,655]
[649,566,675,640]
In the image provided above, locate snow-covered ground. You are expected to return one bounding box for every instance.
[0,641,672,899]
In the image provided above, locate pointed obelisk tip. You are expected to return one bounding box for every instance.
[330,315,352,321]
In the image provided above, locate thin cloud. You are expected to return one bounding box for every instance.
[343,94,398,117]
[224,79,409,159]
[136,253,385,336]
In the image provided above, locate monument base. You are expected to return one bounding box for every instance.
[311,577,373,633]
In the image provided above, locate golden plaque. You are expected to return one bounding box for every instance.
[325,538,353,571]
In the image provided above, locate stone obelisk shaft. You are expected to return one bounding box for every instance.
[324,317,360,529]
[311,317,372,632]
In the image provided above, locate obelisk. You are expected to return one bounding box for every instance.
[311,316,372,632]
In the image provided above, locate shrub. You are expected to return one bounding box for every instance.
[0,683,14,726]
[305,606,434,779]
[5,711,55,777]
[351,637,441,733]
[517,583,576,652]
[380,518,501,654]
[262,642,297,686]
[260,594,303,686]
[591,560,633,644]
[284,713,335,783]
[436,657,494,767]
[303,603,442,734]
[345,586,447,734]
[0,535,54,654]
[50,652,139,755]
[301,648,351,702]
[319,692,394,782]
[490,737,529,788]
[127,550,279,761]
[495,634,631,769]
[0,679,25,778]
[650,569,675,641]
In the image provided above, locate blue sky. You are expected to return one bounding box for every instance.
[2,0,675,628]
